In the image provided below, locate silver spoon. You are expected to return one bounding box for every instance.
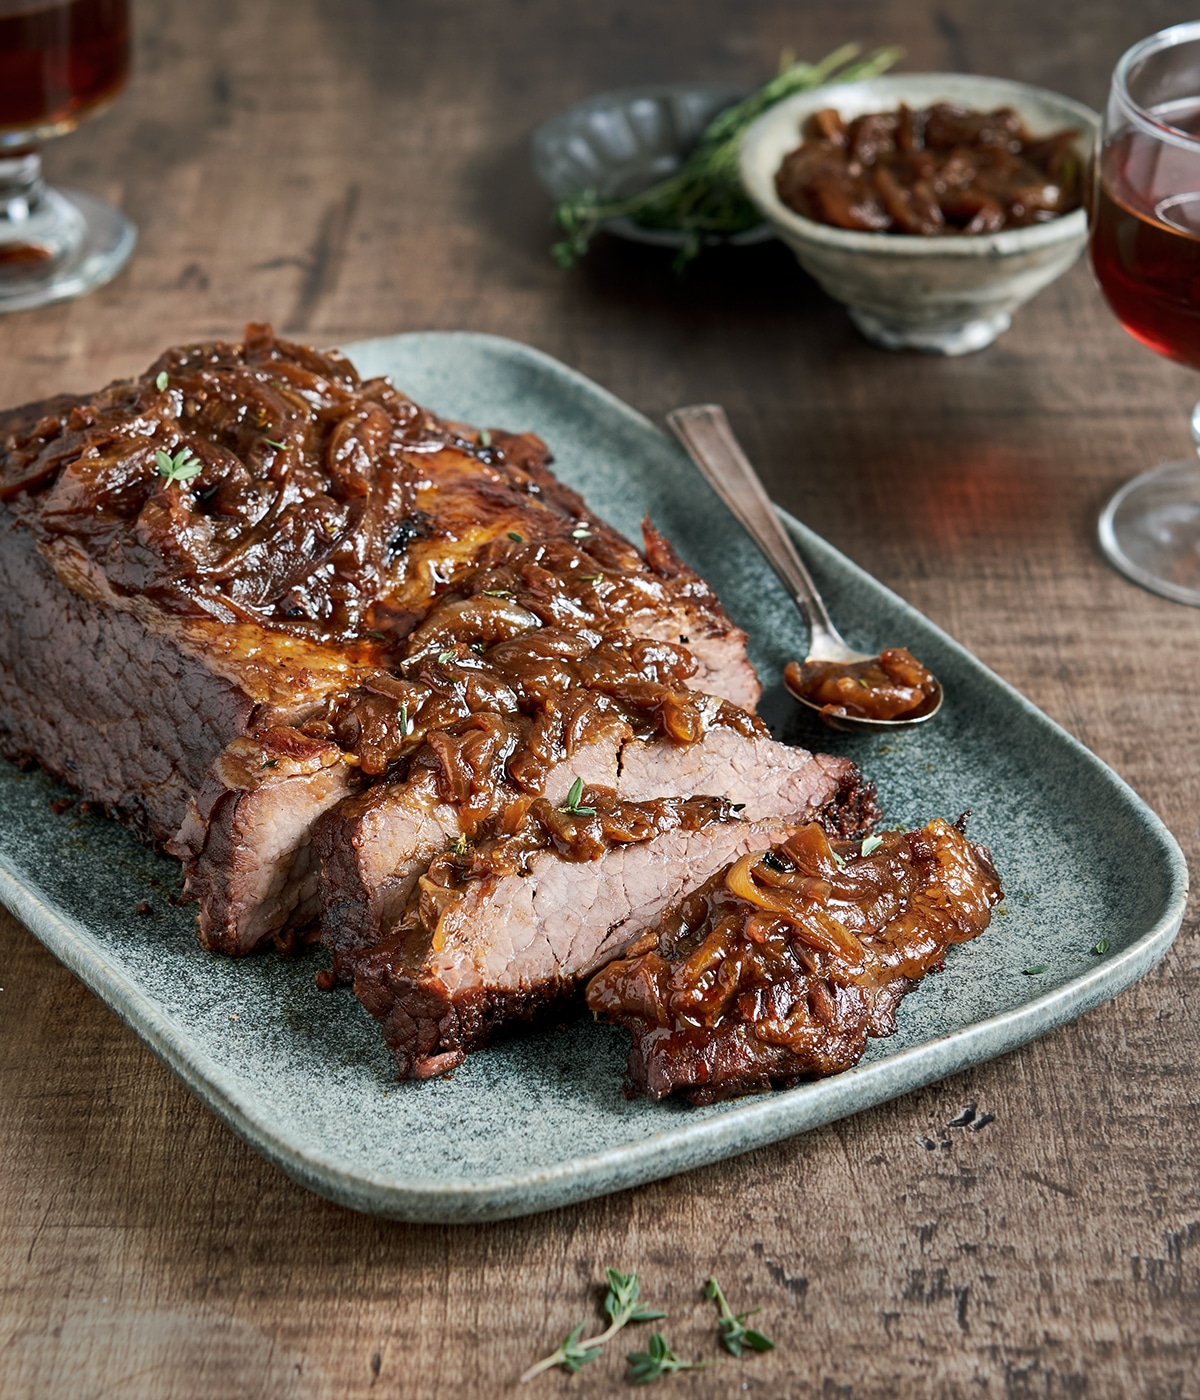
[666,404,943,733]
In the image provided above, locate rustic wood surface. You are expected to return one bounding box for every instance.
[3,1,1200,1396]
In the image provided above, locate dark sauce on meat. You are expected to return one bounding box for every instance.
[775,102,1084,236]
[586,818,1002,1103]
[0,326,753,833]
[784,647,939,722]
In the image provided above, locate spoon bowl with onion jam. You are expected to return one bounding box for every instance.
[667,405,943,734]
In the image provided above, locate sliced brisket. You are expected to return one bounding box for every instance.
[352,799,799,1078]
[586,819,1002,1104]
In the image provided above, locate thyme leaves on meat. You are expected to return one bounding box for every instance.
[155,446,202,487]
[508,531,524,541]
[154,370,169,391]
[1023,963,1049,976]
[550,43,902,271]
[704,1277,774,1357]
[560,776,597,818]
[478,429,492,448]
[860,834,884,857]
[264,438,286,449]
[520,1268,665,1383]
[1093,937,1111,955]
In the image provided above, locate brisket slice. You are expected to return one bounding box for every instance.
[316,724,875,972]
[586,819,1003,1104]
[352,806,799,1078]
[168,727,358,954]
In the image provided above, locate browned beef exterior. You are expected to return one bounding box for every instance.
[586,819,1002,1104]
[0,327,765,952]
[0,513,255,844]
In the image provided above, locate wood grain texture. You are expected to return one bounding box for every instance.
[2,1,1200,1396]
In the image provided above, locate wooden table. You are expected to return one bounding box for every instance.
[3,2,1199,1395]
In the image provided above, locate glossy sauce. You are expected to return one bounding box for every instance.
[784,647,939,722]
[587,818,1002,1103]
[776,102,1083,235]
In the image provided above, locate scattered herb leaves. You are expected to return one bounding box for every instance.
[1023,963,1049,976]
[860,834,884,857]
[705,1277,774,1358]
[155,446,202,487]
[398,702,413,737]
[264,438,286,449]
[507,531,524,542]
[482,588,513,598]
[1092,937,1111,955]
[559,776,597,818]
[626,1334,706,1386]
[830,849,847,870]
[154,370,169,391]
[437,649,455,665]
[571,526,592,538]
[478,429,491,448]
[521,1268,664,1384]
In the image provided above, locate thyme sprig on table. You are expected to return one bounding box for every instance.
[520,1268,665,1382]
[551,43,901,271]
[705,1276,775,1357]
[626,1333,708,1385]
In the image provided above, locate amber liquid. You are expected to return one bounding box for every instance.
[0,0,129,139]
[1091,106,1200,371]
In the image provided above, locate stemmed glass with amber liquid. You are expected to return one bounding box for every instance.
[0,0,135,311]
[1092,22,1200,604]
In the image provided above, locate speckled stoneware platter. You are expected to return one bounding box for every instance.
[0,333,1187,1223]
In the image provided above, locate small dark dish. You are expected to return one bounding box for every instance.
[530,84,772,249]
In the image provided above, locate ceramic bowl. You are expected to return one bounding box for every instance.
[738,74,1100,354]
[531,84,771,249]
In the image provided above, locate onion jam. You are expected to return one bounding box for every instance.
[587,818,1002,1103]
[784,647,939,722]
[775,102,1083,236]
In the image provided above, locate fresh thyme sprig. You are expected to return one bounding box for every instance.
[626,1333,708,1385]
[551,43,901,271]
[559,776,597,818]
[520,1268,665,1383]
[704,1277,774,1357]
[155,446,202,487]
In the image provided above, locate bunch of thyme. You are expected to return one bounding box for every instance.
[551,42,901,270]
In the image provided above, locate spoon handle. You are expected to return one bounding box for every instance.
[666,404,851,659]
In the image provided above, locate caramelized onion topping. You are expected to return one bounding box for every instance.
[587,818,1003,1104]
[785,647,939,722]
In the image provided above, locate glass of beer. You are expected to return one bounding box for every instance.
[1092,22,1200,604]
[0,0,135,312]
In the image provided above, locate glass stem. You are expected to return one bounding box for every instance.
[0,151,45,229]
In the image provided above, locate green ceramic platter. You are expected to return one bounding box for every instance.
[0,333,1186,1222]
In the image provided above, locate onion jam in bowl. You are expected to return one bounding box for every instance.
[739,74,1098,354]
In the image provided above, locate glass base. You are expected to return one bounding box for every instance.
[1098,458,1200,606]
[0,185,135,313]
